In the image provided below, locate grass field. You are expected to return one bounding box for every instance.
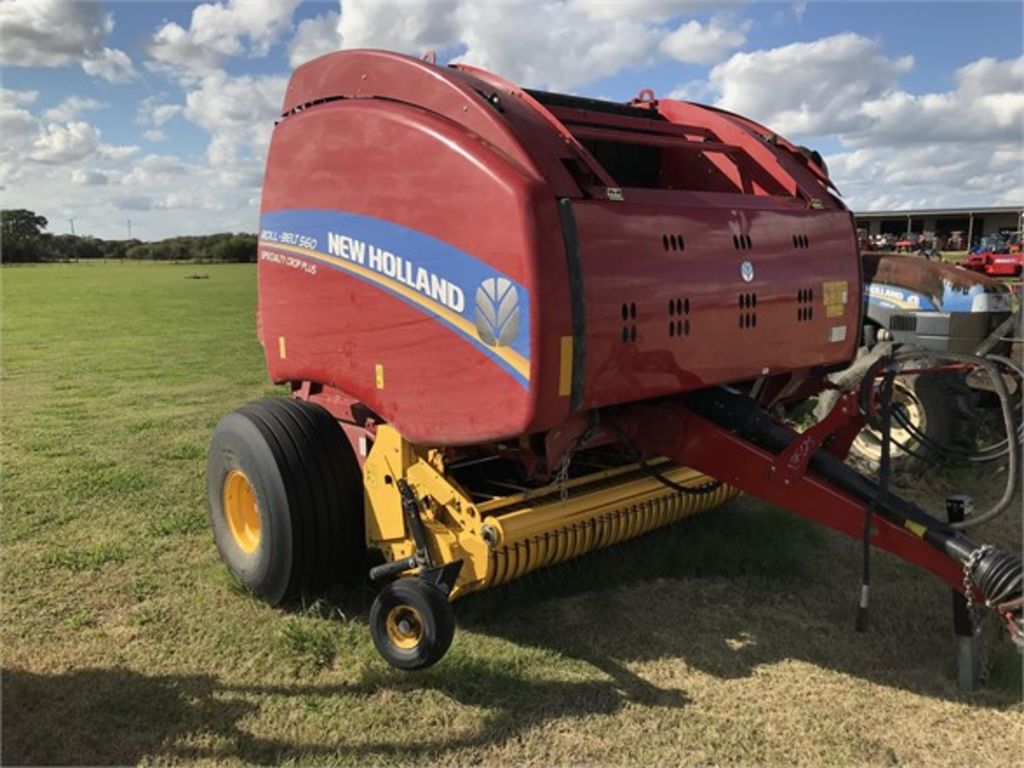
[1,263,1021,766]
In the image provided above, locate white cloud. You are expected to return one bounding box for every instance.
[339,0,459,53]
[571,0,720,22]
[2,141,269,237]
[136,98,184,128]
[709,33,913,137]
[116,195,154,212]
[0,103,37,139]
[827,143,1023,211]
[695,37,1023,209]
[661,16,750,65]
[30,122,101,164]
[97,144,140,161]
[71,168,108,186]
[453,2,659,91]
[1,88,39,107]
[704,38,1023,148]
[151,104,184,126]
[332,0,751,90]
[288,10,341,67]
[667,79,714,101]
[148,0,303,79]
[43,96,107,123]
[0,0,135,82]
[183,71,288,165]
[853,56,1024,146]
[143,129,167,142]
[82,47,136,83]
[0,0,109,65]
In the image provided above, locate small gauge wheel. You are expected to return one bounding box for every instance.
[369,578,455,670]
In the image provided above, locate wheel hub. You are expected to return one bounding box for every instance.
[385,605,424,650]
[224,469,261,554]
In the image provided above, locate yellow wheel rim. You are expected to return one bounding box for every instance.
[385,605,424,650]
[223,469,261,554]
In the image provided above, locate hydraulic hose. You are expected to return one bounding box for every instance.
[886,353,1023,463]
[606,421,725,497]
[859,349,1019,530]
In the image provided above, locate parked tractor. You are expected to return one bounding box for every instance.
[207,50,1021,672]
[816,252,1018,470]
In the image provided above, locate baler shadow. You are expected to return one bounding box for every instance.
[1,659,685,765]
[456,497,1020,707]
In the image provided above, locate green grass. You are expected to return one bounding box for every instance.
[2,263,1020,766]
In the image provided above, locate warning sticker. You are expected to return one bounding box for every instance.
[822,279,849,319]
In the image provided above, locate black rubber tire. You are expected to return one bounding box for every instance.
[369,579,455,671]
[816,352,979,472]
[206,397,365,605]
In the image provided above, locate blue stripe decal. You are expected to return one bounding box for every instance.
[259,209,531,387]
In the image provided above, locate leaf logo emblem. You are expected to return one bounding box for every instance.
[474,277,520,347]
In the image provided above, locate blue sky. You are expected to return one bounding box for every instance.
[1,1,1021,239]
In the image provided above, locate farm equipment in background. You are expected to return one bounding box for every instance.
[963,234,1024,277]
[815,252,1019,471]
[206,50,1022,673]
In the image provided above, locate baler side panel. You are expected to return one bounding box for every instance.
[573,200,860,408]
[258,100,573,444]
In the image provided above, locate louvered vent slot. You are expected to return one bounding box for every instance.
[668,297,691,338]
[620,301,638,343]
[738,292,757,330]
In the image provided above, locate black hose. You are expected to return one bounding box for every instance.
[883,353,1023,463]
[606,421,724,497]
[858,349,1019,530]
[637,457,724,496]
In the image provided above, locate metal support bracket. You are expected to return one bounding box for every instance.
[368,478,436,583]
[367,480,465,595]
[418,561,464,596]
[398,478,433,567]
[948,494,983,691]
[773,390,862,485]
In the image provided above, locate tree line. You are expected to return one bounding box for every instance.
[1,209,256,264]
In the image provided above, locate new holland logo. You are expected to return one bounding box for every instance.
[474,277,521,347]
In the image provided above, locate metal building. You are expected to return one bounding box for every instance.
[854,205,1023,248]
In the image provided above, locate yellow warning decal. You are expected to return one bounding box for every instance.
[375,363,384,389]
[822,280,849,303]
[822,279,849,319]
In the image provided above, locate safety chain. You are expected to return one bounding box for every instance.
[554,417,599,502]
[963,544,994,629]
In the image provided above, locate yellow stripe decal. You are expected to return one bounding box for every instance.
[558,335,573,397]
[266,241,530,381]
[904,520,927,538]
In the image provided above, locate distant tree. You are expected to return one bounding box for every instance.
[1,209,49,263]
[210,233,257,263]
[0,213,259,265]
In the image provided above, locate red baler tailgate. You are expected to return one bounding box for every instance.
[572,198,860,408]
